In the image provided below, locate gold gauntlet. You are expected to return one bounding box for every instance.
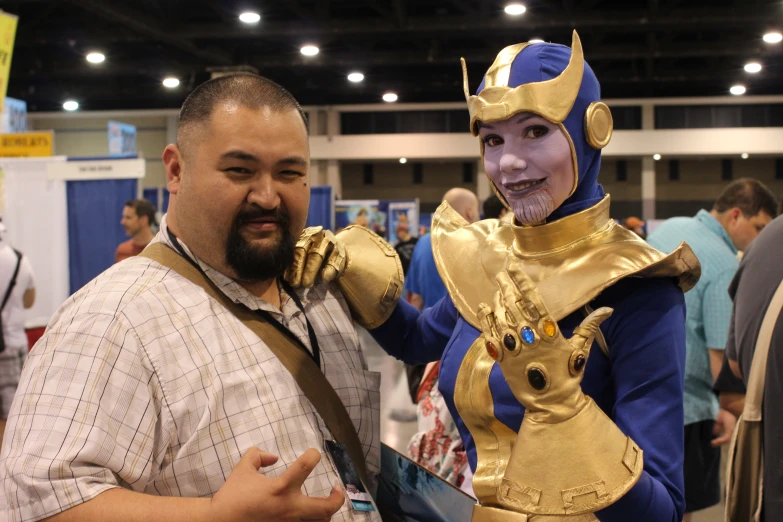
[286,226,403,330]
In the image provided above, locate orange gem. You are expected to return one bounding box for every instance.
[543,319,556,337]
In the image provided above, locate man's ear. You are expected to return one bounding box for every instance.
[163,144,184,194]
[729,207,743,222]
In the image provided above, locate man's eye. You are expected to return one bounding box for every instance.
[226,167,251,174]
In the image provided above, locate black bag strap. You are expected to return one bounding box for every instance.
[1,249,23,311]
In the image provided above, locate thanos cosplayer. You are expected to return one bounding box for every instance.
[287,32,700,522]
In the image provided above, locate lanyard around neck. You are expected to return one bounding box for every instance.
[165,229,322,369]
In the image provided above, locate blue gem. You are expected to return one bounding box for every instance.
[521,327,535,344]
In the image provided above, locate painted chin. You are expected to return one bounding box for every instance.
[504,187,555,225]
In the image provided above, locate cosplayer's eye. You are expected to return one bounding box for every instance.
[483,135,503,147]
[524,125,549,139]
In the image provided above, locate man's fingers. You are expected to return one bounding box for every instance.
[711,433,731,447]
[280,448,322,490]
[239,446,280,472]
[298,485,346,520]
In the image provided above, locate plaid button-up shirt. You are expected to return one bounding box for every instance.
[0,216,381,522]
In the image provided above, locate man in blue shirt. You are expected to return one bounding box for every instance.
[405,188,480,310]
[648,178,778,521]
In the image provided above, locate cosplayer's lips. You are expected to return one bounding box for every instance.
[504,178,546,197]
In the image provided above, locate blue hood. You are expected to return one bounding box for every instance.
[477,42,606,221]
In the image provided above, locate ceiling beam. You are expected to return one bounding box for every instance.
[69,0,233,65]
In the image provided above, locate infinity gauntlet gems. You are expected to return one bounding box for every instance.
[520,326,535,344]
[543,319,557,338]
[503,334,517,351]
[486,341,499,360]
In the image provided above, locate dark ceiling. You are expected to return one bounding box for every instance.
[3,0,783,111]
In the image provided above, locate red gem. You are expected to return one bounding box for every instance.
[486,341,499,359]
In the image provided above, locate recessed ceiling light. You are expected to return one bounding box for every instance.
[63,100,79,111]
[300,45,319,56]
[730,85,747,95]
[383,92,398,102]
[399,158,408,164]
[504,3,526,15]
[653,154,661,161]
[741,153,749,159]
[744,62,762,73]
[239,12,261,24]
[347,72,364,83]
[86,52,105,64]
[529,38,544,44]
[763,32,782,43]
[162,77,180,88]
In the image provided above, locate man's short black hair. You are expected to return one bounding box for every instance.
[178,73,308,138]
[713,178,778,219]
[126,199,157,227]
[482,194,506,219]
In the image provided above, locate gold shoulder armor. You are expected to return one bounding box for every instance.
[335,225,403,330]
[432,195,701,328]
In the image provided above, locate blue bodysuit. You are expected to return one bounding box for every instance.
[371,275,687,522]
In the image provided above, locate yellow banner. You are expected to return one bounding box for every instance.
[0,12,17,115]
[0,131,53,157]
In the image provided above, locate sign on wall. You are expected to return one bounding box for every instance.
[108,121,137,158]
[46,158,145,181]
[0,130,53,157]
[0,12,18,115]
[1,97,26,132]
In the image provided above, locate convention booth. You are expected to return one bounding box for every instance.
[1,156,144,344]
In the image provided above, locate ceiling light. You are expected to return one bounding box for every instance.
[347,72,364,83]
[383,92,398,102]
[300,45,319,56]
[86,52,105,64]
[63,100,79,111]
[763,32,782,43]
[162,77,180,88]
[741,153,749,159]
[529,38,544,44]
[399,158,408,164]
[653,154,661,161]
[504,3,526,15]
[239,12,260,24]
[730,85,746,95]
[744,62,762,73]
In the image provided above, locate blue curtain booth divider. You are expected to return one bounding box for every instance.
[163,188,170,213]
[142,187,159,210]
[66,178,138,294]
[306,186,334,230]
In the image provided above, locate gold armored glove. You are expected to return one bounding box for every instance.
[285,226,403,330]
[477,262,643,517]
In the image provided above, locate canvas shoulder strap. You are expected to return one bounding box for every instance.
[1,249,23,311]
[743,278,783,422]
[140,242,369,484]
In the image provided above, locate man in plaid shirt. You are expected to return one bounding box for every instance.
[0,74,383,522]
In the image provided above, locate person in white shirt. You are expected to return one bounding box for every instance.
[0,219,35,446]
[0,74,381,522]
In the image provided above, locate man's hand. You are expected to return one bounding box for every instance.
[210,447,345,522]
[711,408,737,447]
[285,227,347,288]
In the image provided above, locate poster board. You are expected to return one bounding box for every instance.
[387,200,419,246]
[377,443,475,522]
[335,199,387,236]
